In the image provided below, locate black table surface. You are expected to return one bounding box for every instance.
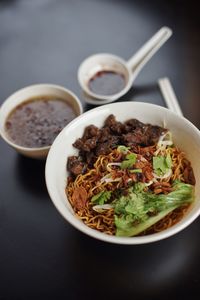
[0,1,199,299]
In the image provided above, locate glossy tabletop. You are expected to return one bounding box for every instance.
[0,1,199,299]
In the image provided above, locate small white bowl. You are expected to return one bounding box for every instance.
[0,84,83,159]
[45,102,200,244]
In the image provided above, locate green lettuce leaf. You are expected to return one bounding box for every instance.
[144,181,194,212]
[114,181,194,237]
[153,153,172,176]
[91,191,112,205]
[121,153,137,169]
[116,206,177,237]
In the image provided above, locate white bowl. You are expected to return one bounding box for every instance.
[0,84,83,159]
[45,102,200,244]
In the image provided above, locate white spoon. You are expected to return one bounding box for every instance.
[78,26,172,105]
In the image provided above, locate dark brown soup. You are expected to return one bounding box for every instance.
[88,70,126,96]
[5,96,77,148]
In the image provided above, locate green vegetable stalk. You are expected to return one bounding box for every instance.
[114,181,194,237]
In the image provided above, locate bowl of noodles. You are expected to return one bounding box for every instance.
[45,102,200,244]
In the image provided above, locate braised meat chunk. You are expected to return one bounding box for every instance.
[67,156,86,176]
[122,131,146,146]
[145,124,167,145]
[122,123,166,147]
[124,118,145,130]
[68,115,167,174]
[104,114,125,134]
[82,124,100,140]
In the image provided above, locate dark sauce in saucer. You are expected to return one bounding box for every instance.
[88,70,126,96]
[5,96,77,148]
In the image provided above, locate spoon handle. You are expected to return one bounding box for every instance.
[127,27,172,77]
[158,77,183,116]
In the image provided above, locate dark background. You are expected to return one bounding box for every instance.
[0,0,199,299]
